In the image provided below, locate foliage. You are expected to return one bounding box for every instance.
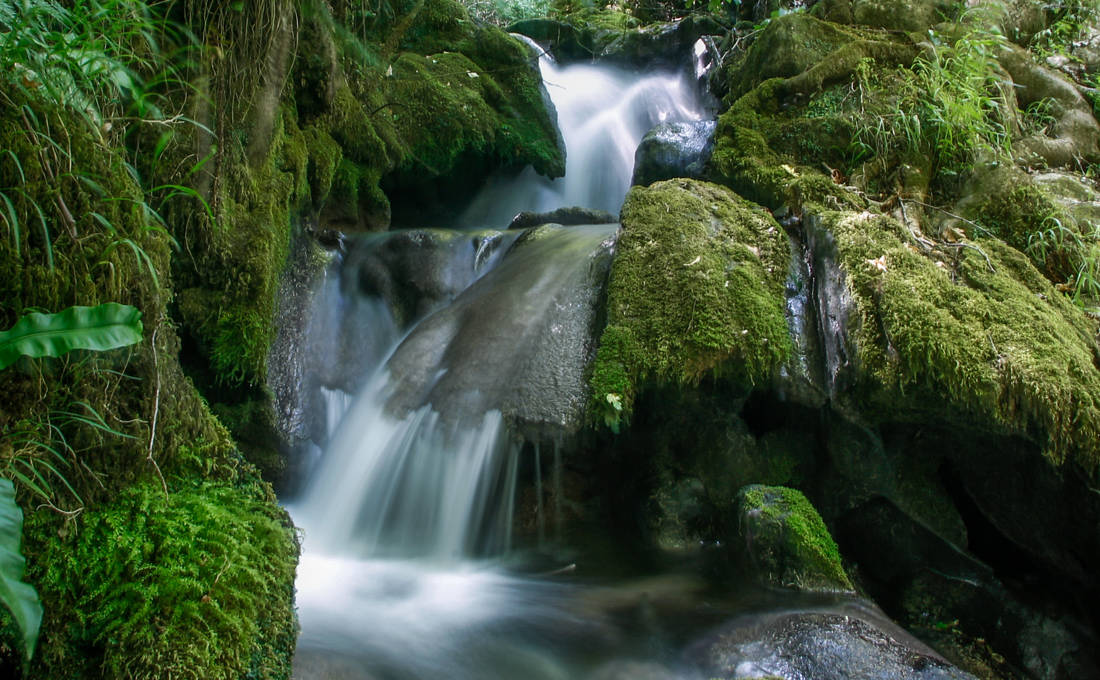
[0,0,192,136]
[0,304,142,370]
[28,480,299,680]
[0,479,41,664]
[1030,0,1100,57]
[461,0,550,26]
[850,27,1012,183]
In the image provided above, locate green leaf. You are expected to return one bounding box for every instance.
[0,303,143,370]
[0,478,42,661]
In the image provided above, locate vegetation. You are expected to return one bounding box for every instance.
[849,27,1013,186]
[0,478,40,664]
[0,305,142,371]
[27,480,298,680]
[815,209,1100,466]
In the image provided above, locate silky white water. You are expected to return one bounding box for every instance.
[460,48,707,226]
[289,45,710,680]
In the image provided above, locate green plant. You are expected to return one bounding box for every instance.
[0,302,143,664]
[850,28,1011,181]
[0,304,143,370]
[1031,0,1100,57]
[30,481,298,680]
[0,478,41,664]
[1027,215,1100,307]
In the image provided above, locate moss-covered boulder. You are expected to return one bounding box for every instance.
[736,485,853,592]
[588,179,792,430]
[804,208,1100,465]
[27,480,298,680]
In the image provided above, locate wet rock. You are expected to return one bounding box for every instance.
[735,485,854,593]
[383,225,617,438]
[348,229,508,327]
[691,601,979,680]
[509,206,618,230]
[266,226,341,489]
[587,659,679,680]
[631,120,717,187]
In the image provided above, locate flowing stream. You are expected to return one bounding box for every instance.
[289,47,712,680]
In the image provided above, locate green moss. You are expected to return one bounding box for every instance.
[27,480,298,680]
[589,180,792,428]
[302,126,343,208]
[976,182,1077,285]
[738,484,853,592]
[709,80,863,211]
[815,209,1100,466]
[177,108,304,389]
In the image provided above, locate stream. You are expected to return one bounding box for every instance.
[286,44,756,680]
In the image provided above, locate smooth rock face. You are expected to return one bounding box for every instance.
[692,604,979,680]
[632,120,717,187]
[508,206,619,230]
[384,224,617,437]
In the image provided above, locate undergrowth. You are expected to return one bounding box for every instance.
[849,27,1012,187]
[27,480,298,680]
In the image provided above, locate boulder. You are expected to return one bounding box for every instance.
[508,206,618,230]
[691,600,979,680]
[735,485,854,593]
[631,121,717,187]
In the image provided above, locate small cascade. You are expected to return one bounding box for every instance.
[460,56,706,227]
[290,39,710,680]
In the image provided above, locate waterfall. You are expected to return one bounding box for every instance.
[460,53,706,226]
[290,43,708,680]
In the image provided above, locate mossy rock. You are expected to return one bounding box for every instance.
[26,480,299,680]
[709,80,862,212]
[588,179,792,429]
[811,0,958,31]
[736,484,854,592]
[806,207,1100,467]
[720,13,916,104]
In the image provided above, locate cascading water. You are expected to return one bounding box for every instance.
[460,48,705,226]
[289,44,708,680]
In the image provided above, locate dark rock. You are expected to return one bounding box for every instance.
[348,229,509,328]
[383,225,617,438]
[512,15,724,68]
[735,485,854,593]
[508,206,619,230]
[691,600,979,680]
[631,120,717,187]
